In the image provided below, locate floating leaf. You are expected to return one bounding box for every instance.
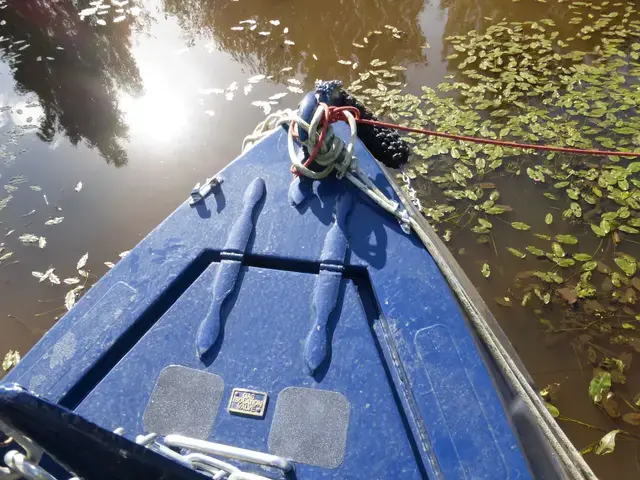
[77,253,88,270]
[595,429,620,456]
[622,413,640,426]
[251,101,273,115]
[545,213,553,225]
[0,195,13,211]
[602,396,620,418]
[44,217,64,226]
[589,371,611,403]
[18,233,39,244]
[2,350,20,371]
[65,290,77,311]
[248,74,265,84]
[558,287,578,305]
[268,92,287,101]
[481,263,490,278]
[507,247,526,259]
[555,235,578,245]
[573,253,592,262]
[554,258,575,267]
[485,206,506,215]
[620,225,640,234]
[526,246,545,256]
[570,203,582,218]
[454,163,472,179]
[511,222,531,231]
[591,224,607,237]
[35,268,54,283]
[545,403,559,418]
[526,167,545,182]
[495,296,512,307]
[551,243,565,258]
[615,255,637,277]
[63,277,80,285]
[478,218,492,229]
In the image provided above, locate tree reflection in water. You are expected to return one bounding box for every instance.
[163,0,428,85]
[0,0,144,166]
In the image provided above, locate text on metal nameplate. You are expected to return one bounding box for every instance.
[228,388,268,418]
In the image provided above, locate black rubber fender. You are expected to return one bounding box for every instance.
[337,89,410,168]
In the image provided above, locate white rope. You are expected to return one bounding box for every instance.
[243,105,597,480]
[242,105,412,233]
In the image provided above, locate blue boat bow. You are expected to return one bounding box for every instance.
[0,89,571,480]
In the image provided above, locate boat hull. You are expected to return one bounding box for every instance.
[2,123,535,479]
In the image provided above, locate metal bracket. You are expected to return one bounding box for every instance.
[189,177,222,206]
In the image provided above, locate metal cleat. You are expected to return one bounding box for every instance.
[189,176,222,206]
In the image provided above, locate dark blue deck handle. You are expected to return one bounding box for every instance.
[296,91,318,142]
[0,384,206,480]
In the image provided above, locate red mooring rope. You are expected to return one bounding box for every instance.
[290,104,640,176]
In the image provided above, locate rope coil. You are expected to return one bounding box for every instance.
[243,103,413,233]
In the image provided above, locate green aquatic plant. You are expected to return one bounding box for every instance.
[348,0,640,460]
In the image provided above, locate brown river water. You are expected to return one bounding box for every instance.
[0,0,638,477]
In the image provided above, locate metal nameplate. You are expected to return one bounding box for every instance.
[228,388,268,418]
